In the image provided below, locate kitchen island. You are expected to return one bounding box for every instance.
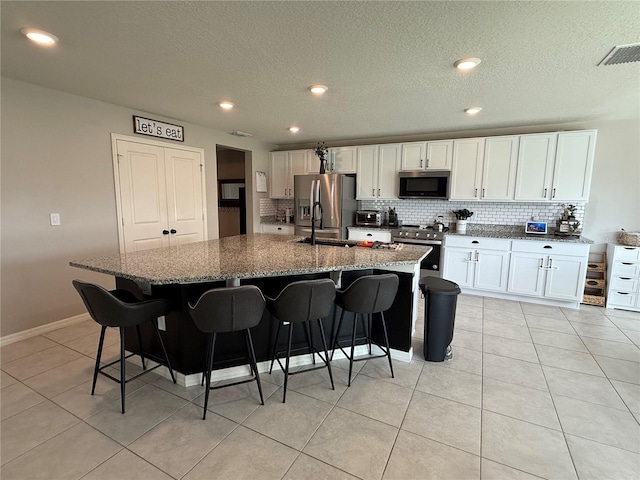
[71,234,431,385]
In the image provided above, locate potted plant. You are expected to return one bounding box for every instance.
[314,142,329,173]
[452,209,474,234]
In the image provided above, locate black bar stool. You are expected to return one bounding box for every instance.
[331,273,399,386]
[267,279,336,402]
[72,280,176,414]
[188,285,266,420]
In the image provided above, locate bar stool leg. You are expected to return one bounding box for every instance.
[283,323,294,403]
[330,310,346,361]
[269,320,282,374]
[245,330,264,405]
[380,312,394,378]
[317,318,335,390]
[201,333,213,386]
[367,314,373,355]
[306,322,316,364]
[348,313,358,387]
[91,326,107,395]
[119,327,126,414]
[136,325,146,370]
[155,321,176,384]
[203,332,216,420]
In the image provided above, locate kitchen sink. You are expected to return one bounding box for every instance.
[296,237,359,247]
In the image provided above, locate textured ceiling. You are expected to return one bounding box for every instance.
[1,1,639,146]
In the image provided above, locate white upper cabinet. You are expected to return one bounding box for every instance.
[481,136,519,201]
[449,138,485,200]
[514,133,557,201]
[269,151,290,199]
[356,144,399,200]
[377,144,400,198]
[269,150,309,199]
[400,140,452,171]
[328,146,357,173]
[551,130,596,201]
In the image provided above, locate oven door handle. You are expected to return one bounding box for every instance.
[394,239,442,246]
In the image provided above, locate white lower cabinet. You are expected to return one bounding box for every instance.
[443,236,589,305]
[507,241,588,302]
[442,237,511,292]
[261,224,294,235]
[348,228,392,243]
[606,244,640,311]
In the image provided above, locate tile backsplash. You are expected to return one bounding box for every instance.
[260,198,293,217]
[260,197,585,229]
[360,199,585,228]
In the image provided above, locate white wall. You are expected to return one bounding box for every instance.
[1,78,274,337]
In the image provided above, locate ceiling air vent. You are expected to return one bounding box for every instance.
[598,43,640,66]
[229,130,253,137]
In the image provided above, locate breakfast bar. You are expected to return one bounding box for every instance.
[70,233,431,384]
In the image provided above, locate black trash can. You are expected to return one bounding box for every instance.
[419,277,461,362]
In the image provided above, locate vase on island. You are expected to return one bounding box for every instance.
[457,220,468,234]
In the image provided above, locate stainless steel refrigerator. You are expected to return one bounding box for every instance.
[294,174,357,239]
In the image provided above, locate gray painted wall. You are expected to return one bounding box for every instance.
[1,78,274,337]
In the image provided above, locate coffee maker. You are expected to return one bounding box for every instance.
[388,207,399,227]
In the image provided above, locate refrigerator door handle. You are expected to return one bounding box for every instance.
[314,180,321,219]
[309,180,315,219]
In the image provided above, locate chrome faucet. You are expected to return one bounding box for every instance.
[310,201,324,246]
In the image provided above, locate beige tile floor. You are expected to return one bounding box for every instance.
[1,294,640,479]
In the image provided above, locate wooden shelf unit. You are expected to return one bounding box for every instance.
[582,252,606,306]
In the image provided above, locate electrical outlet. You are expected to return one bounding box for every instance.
[157,316,166,331]
[50,213,61,226]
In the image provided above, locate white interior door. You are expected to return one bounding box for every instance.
[115,137,206,254]
[116,140,169,252]
[164,148,205,245]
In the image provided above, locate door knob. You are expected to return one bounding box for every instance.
[162,230,169,235]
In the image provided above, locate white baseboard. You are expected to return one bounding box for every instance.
[128,344,413,387]
[0,313,91,347]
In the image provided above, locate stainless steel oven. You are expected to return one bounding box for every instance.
[391,225,446,277]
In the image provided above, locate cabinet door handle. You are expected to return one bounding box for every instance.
[472,240,479,244]
[426,158,430,168]
[378,188,380,196]
[284,188,287,196]
[620,277,632,280]
[277,227,282,231]
[482,188,485,197]
[475,251,479,262]
[548,258,559,270]
[162,230,170,235]
[623,247,637,250]
[622,262,633,265]
[372,188,375,196]
[544,188,547,197]
[543,245,552,249]
[552,188,556,198]
[617,292,630,295]
[539,258,544,268]
[367,233,373,237]
[170,229,177,234]
[474,188,478,197]
[420,159,424,169]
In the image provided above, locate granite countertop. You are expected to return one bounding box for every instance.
[445,225,593,244]
[260,215,294,225]
[70,234,431,285]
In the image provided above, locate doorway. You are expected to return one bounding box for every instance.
[216,146,247,237]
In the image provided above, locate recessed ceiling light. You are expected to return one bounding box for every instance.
[218,101,234,109]
[289,126,300,133]
[20,28,58,45]
[309,85,328,95]
[454,58,481,70]
[464,107,482,115]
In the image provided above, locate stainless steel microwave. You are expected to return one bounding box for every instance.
[398,171,450,199]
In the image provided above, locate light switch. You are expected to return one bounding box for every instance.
[50,213,61,226]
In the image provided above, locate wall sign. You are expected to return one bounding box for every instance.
[133,116,184,142]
